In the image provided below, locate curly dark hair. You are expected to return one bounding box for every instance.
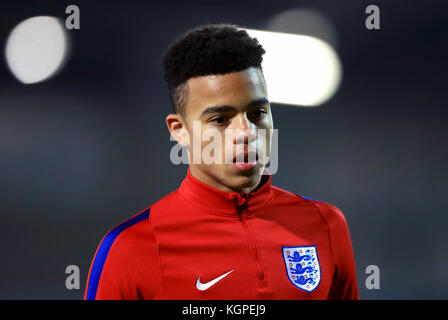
[162,23,266,116]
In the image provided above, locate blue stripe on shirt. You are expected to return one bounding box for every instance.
[85,208,150,300]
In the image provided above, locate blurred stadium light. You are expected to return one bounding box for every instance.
[4,16,70,84]
[266,8,338,48]
[246,29,342,107]
[246,8,341,107]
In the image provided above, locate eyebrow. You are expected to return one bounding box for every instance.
[200,98,270,118]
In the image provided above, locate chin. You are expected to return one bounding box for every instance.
[225,170,261,191]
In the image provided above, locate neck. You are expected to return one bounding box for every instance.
[178,167,273,216]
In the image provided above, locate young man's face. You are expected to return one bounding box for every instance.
[168,66,274,193]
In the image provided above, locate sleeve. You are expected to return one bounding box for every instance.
[84,213,163,300]
[315,202,359,300]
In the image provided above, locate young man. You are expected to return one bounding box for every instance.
[84,23,359,300]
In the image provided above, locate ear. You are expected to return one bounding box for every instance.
[166,113,189,147]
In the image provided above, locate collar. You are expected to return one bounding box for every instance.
[178,168,274,216]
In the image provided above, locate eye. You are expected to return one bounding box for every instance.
[210,116,229,125]
[249,109,267,121]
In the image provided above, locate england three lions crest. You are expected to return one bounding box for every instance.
[282,245,321,292]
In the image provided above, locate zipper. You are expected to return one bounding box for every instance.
[234,194,267,288]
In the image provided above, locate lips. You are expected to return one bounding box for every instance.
[233,150,258,163]
[233,162,256,171]
[232,151,258,171]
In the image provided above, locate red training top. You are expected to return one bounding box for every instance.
[84,169,359,300]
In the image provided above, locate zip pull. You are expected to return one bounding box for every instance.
[230,193,249,212]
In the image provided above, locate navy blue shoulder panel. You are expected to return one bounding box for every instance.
[85,208,150,300]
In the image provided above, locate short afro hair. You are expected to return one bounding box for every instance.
[162,23,266,115]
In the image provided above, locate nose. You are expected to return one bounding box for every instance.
[232,113,256,144]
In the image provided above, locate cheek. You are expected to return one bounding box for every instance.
[261,116,274,151]
[199,126,228,163]
[263,113,274,129]
[255,128,273,161]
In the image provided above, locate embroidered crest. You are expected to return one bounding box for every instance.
[282,245,321,292]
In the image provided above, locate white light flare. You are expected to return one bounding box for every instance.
[5,16,69,84]
[246,29,342,107]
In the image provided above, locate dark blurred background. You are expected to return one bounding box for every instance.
[0,0,446,299]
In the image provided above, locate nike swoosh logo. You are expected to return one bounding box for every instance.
[196,270,234,291]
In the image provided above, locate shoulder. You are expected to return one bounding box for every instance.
[88,207,154,274]
[308,198,348,227]
[271,184,348,228]
[271,185,309,206]
[301,197,352,243]
[98,207,153,255]
[99,188,181,246]
[93,188,183,260]
[85,207,155,299]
